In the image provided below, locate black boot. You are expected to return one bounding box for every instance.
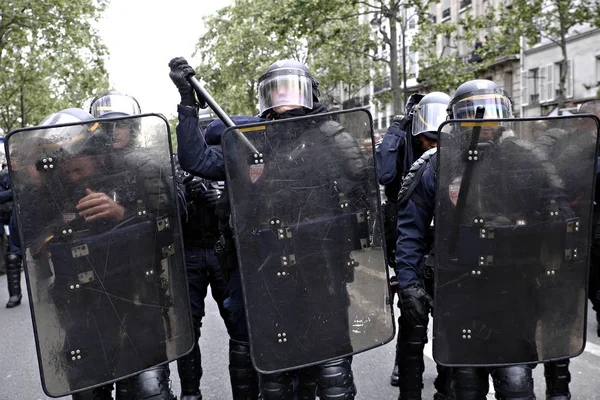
[544,360,571,399]
[229,339,259,400]
[116,365,176,400]
[6,252,22,308]
[178,319,203,400]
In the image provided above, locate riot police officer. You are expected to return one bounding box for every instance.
[34,101,175,400]
[393,92,452,400]
[430,80,542,399]
[374,93,423,385]
[172,151,234,400]
[169,57,363,400]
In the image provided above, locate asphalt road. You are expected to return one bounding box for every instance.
[1,271,600,400]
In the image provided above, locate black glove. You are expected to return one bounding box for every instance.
[198,188,221,206]
[391,114,412,132]
[185,177,206,196]
[398,285,433,326]
[168,57,198,107]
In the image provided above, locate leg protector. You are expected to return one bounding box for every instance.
[397,315,427,400]
[452,367,489,400]
[316,357,356,400]
[544,360,571,399]
[177,318,202,397]
[5,252,21,308]
[491,365,534,400]
[71,385,114,400]
[259,371,294,400]
[229,339,259,400]
[297,366,318,400]
[115,366,175,400]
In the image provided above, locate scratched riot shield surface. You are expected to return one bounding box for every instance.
[5,114,193,397]
[433,115,599,366]
[222,109,393,373]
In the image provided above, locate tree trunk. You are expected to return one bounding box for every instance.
[389,8,402,115]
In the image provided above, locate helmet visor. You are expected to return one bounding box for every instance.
[451,93,512,120]
[258,74,313,114]
[90,94,141,118]
[412,102,448,137]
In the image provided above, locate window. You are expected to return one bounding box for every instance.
[442,0,450,19]
[504,71,513,98]
[521,70,529,106]
[460,0,472,9]
[538,60,574,102]
[553,59,574,98]
[526,68,539,104]
[596,56,600,85]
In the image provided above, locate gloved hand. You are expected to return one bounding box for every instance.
[391,114,412,132]
[168,57,198,107]
[198,189,222,207]
[184,176,206,196]
[398,285,433,326]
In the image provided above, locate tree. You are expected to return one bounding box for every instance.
[409,0,522,93]
[0,1,110,134]
[503,0,600,113]
[194,0,380,116]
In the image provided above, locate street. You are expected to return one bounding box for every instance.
[1,272,600,400]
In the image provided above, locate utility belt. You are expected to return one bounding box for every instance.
[184,237,219,249]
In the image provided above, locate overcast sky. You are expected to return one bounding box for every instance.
[96,1,231,119]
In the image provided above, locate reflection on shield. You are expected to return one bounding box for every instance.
[434,115,599,367]
[5,114,193,397]
[222,109,394,373]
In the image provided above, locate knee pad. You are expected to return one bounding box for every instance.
[453,367,489,400]
[259,371,294,400]
[492,366,534,399]
[317,357,356,400]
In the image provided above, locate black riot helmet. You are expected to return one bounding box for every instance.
[89,91,142,119]
[448,79,513,120]
[257,59,320,116]
[412,92,450,140]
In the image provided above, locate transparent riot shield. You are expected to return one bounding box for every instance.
[222,109,394,373]
[5,114,193,397]
[433,115,599,366]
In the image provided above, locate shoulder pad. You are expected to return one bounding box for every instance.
[319,120,344,137]
[397,148,437,203]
